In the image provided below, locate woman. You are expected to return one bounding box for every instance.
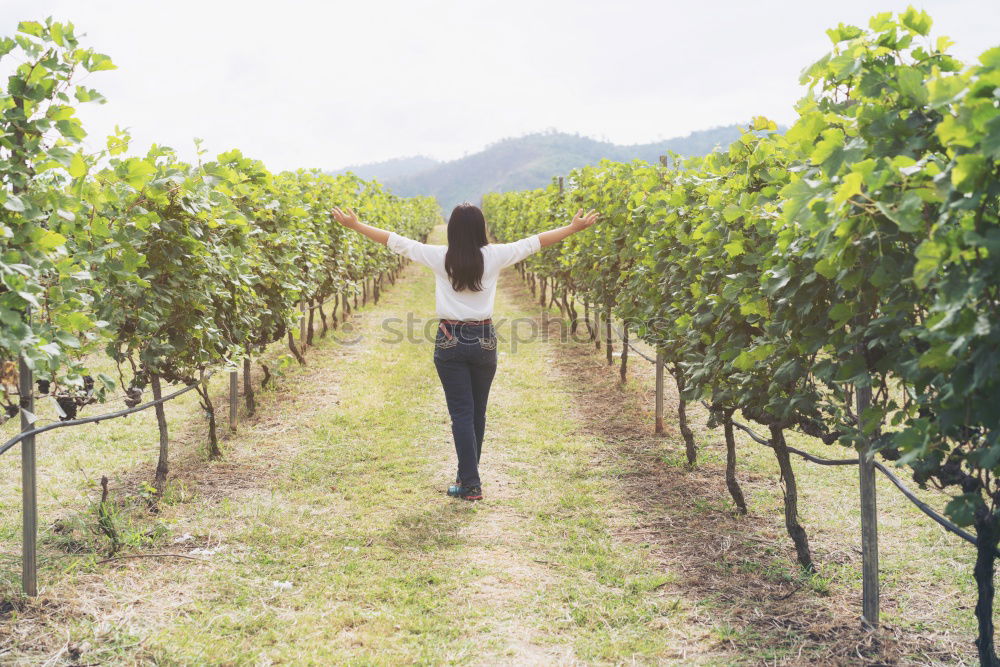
[330,203,600,501]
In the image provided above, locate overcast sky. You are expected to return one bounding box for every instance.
[2,1,998,172]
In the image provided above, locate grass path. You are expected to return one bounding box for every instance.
[0,225,981,665]
[136,256,680,664]
[1,232,683,665]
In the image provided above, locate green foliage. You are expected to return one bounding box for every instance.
[0,19,440,419]
[0,18,116,404]
[484,8,1000,536]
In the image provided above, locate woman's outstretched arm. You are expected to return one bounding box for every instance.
[538,208,600,247]
[331,206,389,245]
[333,206,444,270]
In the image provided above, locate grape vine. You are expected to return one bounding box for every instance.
[485,9,1000,661]
[0,20,439,487]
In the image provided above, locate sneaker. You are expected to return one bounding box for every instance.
[446,483,483,501]
[458,485,482,501]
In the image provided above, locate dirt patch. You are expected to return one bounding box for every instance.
[500,273,966,666]
[481,619,577,667]
[432,398,573,663]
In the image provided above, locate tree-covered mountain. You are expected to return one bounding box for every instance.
[332,155,442,183]
[334,126,747,212]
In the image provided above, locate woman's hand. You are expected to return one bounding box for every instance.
[330,207,391,245]
[569,208,600,231]
[331,206,360,228]
[538,209,601,247]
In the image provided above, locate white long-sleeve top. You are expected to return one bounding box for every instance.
[386,232,542,320]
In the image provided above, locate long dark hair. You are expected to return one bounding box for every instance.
[445,203,489,292]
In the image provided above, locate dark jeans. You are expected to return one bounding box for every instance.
[433,322,498,488]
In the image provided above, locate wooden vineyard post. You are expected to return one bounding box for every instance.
[558,176,564,194]
[229,370,238,433]
[659,155,668,167]
[857,365,879,629]
[299,300,307,347]
[18,307,37,596]
[655,348,665,435]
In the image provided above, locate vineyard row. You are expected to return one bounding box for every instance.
[484,8,1000,661]
[0,19,439,594]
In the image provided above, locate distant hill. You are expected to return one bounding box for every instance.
[333,155,442,183]
[333,126,747,212]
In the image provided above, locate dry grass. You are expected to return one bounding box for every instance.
[506,269,977,665]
